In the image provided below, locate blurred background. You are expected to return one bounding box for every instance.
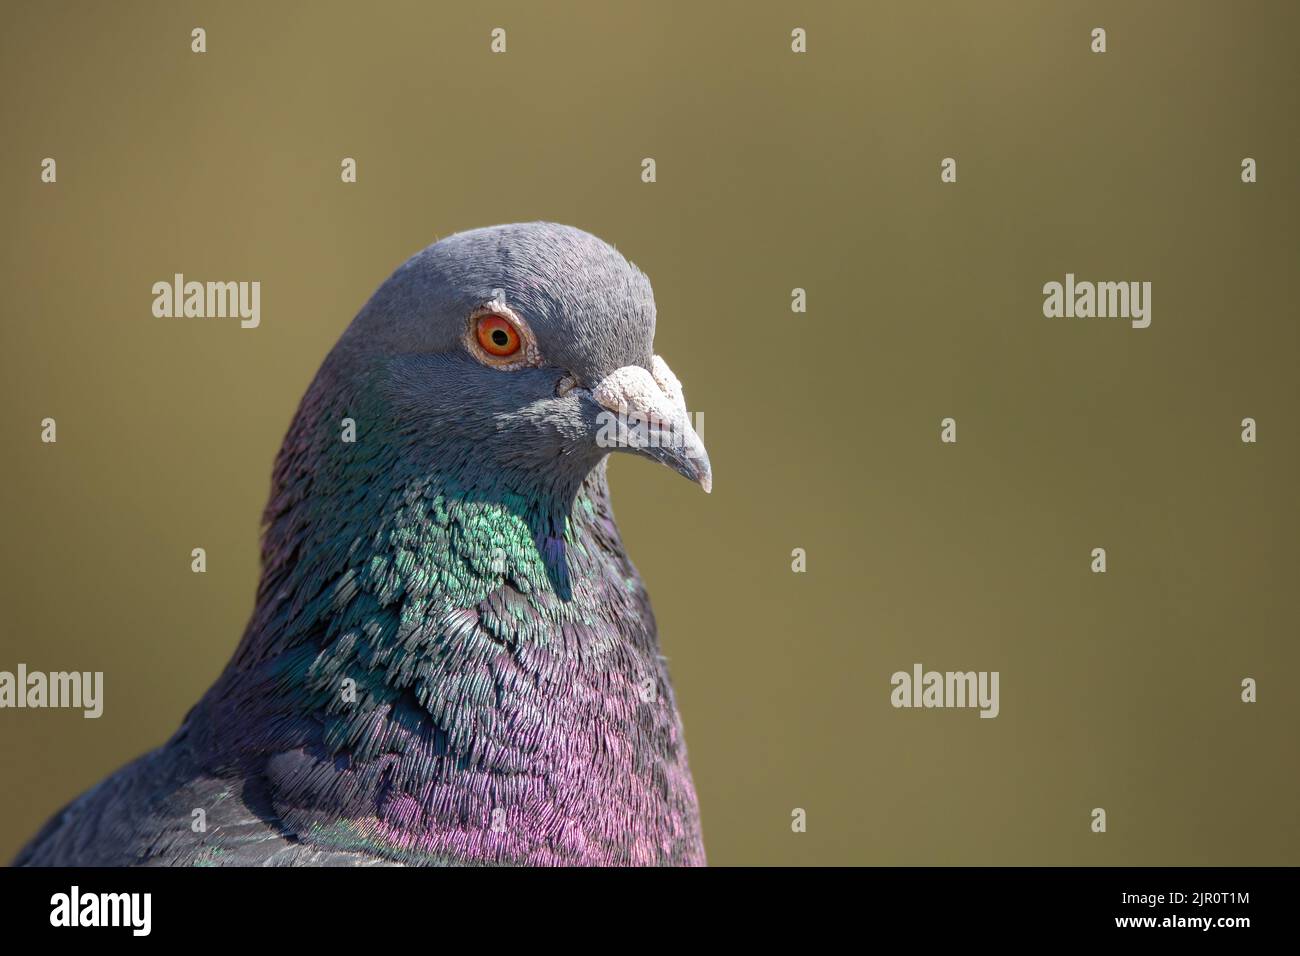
[1,0,1297,865]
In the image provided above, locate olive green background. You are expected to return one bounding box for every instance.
[2,0,1296,866]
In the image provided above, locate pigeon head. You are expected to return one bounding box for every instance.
[327,222,711,497]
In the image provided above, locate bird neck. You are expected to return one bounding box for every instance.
[193,385,702,864]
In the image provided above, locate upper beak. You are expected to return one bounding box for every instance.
[589,356,712,493]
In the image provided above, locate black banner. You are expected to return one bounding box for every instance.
[0,866,1285,940]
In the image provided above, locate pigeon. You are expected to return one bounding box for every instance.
[16,223,711,866]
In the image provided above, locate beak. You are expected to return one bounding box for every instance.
[590,356,712,493]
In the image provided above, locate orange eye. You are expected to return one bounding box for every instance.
[475,314,521,357]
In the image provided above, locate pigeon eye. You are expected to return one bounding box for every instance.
[466,302,539,369]
[475,314,521,357]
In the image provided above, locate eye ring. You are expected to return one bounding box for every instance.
[465,301,540,369]
[475,314,521,357]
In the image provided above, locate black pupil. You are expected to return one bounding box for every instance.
[491,329,510,348]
